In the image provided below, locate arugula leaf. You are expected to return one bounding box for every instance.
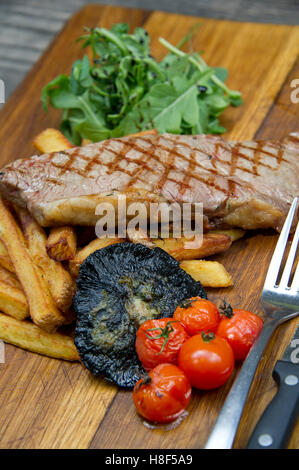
[42,23,242,144]
[42,74,70,111]
[213,67,228,82]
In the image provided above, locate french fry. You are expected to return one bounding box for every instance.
[210,228,245,242]
[0,313,79,361]
[152,233,232,261]
[180,260,233,288]
[126,227,155,247]
[0,281,29,320]
[0,265,21,289]
[35,128,158,153]
[81,129,158,146]
[81,138,92,146]
[128,129,158,137]
[0,239,14,273]
[46,226,77,261]
[15,207,75,313]
[0,198,65,332]
[33,128,73,154]
[69,237,125,277]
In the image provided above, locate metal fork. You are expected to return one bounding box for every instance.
[205,197,299,449]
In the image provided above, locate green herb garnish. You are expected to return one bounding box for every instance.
[145,320,178,355]
[42,23,242,145]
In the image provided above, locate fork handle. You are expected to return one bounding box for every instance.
[205,321,277,449]
[247,360,299,449]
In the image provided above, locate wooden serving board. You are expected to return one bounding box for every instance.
[0,4,298,449]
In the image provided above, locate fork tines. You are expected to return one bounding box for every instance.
[264,197,298,293]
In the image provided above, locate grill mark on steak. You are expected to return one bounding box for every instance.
[155,135,179,195]
[285,133,299,144]
[179,145,196,198]
[0,132,298,231]
[83,135,227,196]
[105,140,130,176]
[103,140,163,187]
[126,137,156,188]
[252,141,261,176]
[132,137,228,195]
[49,147,100,179]
[223,143,272,172]
[227,142,238,197]
[37,136,299,191]
[142,137,281,179]
[48,134,289,199]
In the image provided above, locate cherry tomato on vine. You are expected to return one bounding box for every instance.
[136,318,189,370]
[216,303,264,360]
[133,363,192,424]
[178,332,234,390]
[173,297,220,335]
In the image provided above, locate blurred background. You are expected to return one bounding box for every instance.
[0,0,298,100]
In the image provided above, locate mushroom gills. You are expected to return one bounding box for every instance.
[74,242,206,388]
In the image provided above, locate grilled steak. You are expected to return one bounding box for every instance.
[0,132,298,230]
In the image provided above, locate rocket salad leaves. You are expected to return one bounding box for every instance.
[42,23,242,145]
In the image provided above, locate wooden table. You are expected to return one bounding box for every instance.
[0,0,298,99]
[0,3,298,449]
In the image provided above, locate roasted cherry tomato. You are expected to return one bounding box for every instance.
[136,318,189,370]
[133,363,192,423]
[216,303,264,360]
[173,297,220,335]
[178,332,234,390]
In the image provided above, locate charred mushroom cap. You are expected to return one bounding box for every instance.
[73,242,207,388]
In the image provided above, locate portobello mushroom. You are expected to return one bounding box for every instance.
[73,242,206,388]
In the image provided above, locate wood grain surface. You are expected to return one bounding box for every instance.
[1,1,299,101]
[0,4,298,449]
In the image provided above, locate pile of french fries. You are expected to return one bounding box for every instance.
[0,129,245,362]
